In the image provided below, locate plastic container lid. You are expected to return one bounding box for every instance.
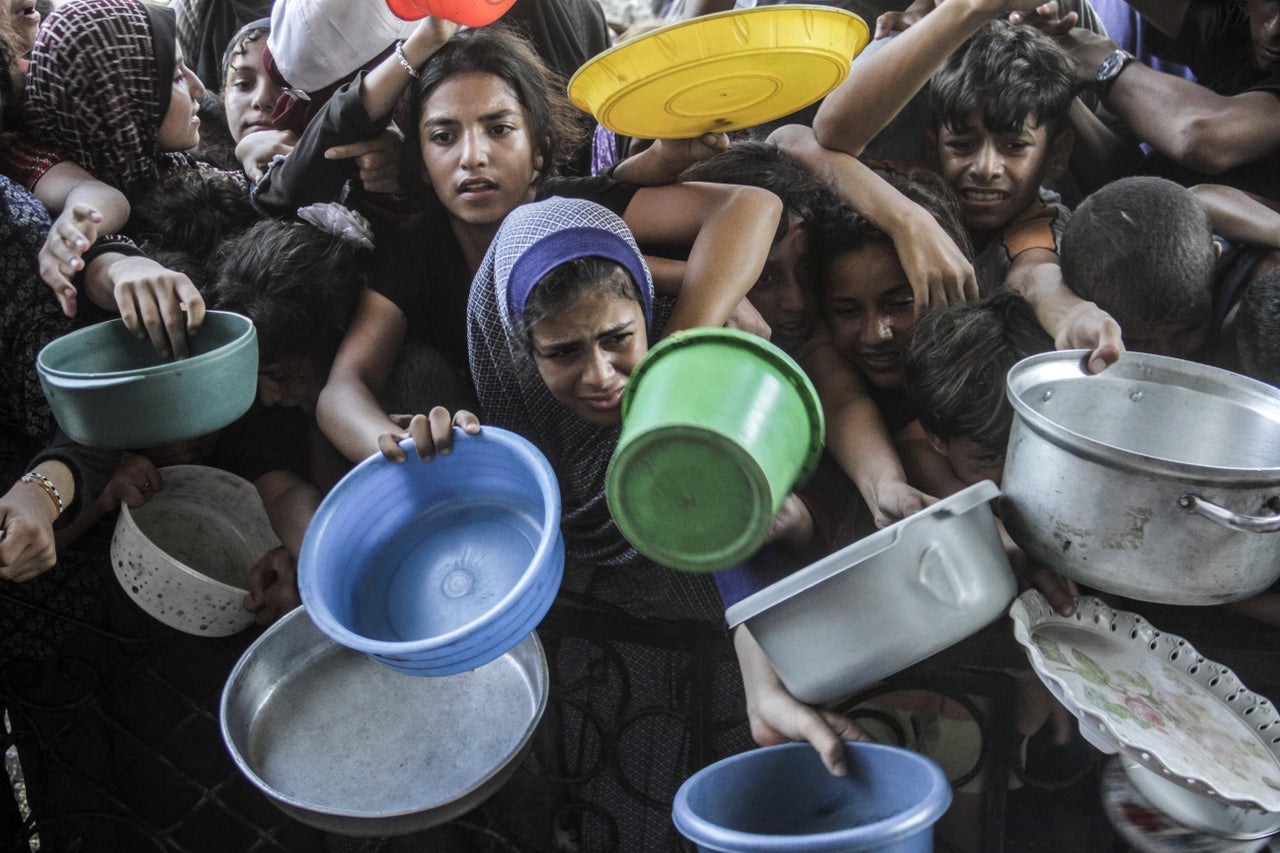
[568,5,869,139]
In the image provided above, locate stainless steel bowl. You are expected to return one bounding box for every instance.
[726,480,1016,704]
[220,608,548,837]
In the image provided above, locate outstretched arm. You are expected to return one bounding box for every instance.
[32,161,130,315]
[1007,247,1123,373]
[799,337,936,528]
[814,0,1052,156]
[772,124,978,311]
[1190,184,1280,248]
[622,182,783,335]
[1057,28,1280,175]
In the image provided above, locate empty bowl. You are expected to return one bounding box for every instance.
[37,311,258,449]
[673,741,951,852]
[221,607,549,837]
[726,480,1016,704]
[298,427,564,676]
[606,328,824,572]
[111,465,280,636]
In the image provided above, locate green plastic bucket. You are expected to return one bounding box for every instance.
[606,328,824,572]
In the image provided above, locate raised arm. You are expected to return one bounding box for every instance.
[772,124,978,311]
[813,0,1045,156]
[1056,27,1280,174]
[1190,184,1280,248]
[621,182,783,335]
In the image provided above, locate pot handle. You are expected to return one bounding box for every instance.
[1178,494,1280,533]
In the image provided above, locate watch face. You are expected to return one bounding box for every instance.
[1097,50,1130,83]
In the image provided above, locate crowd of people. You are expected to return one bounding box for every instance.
[0,0,1278,849]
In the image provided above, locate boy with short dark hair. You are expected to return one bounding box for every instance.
[1060,176,1217,358]
[900,290,1052,495]
[813,1,1123,374]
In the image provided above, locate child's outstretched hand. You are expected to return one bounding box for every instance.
[40,203,105,315]
[378,407,481,463]
[1008,0,1078,36]
[1053,301,1124,374]
[243,545,301,626]
[869,479,937,529]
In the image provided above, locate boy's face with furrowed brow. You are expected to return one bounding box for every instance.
[932,108,1072,241]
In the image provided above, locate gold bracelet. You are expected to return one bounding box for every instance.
[19,472,63,519]
[394,40,420,79]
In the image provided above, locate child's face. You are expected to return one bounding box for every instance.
[258,357,325,412]
[933,108,1071,239]
[8,0,39,53]
[530,289,648,426]
[1123,315,1212,359]
[222,34,280,144]
[823,244,917,389]
[419,72,541,232]
[157,45,205,152]
[748,218,817,352]
[931,434,1006,488]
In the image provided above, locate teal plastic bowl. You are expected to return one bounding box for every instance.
[36,311,258,449]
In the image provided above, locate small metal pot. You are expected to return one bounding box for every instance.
[1002,351,1280,605]
[220,608,548,837]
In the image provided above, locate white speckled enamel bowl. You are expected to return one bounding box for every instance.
[111,465,280,636]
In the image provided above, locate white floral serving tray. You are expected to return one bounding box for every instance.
[1010,590,1280,812]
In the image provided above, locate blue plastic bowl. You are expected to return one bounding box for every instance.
[299,428,564,676]
[673,741,951,853]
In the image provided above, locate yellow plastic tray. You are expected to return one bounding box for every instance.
[568,5,869,139]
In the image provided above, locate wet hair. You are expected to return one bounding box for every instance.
[679,141,844,245]
[1235,266,1280,386]
[127,170,259,274]
[220,20,269,87]
[399,27,585,205]
[1060,176,1215,331]
[904,290,1052,450]
[928,20,1078,140]
[207,219,368,366]
[521,257,641,348]
[810,166,972,297]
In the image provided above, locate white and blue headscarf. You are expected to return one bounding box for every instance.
[467,196,723,622]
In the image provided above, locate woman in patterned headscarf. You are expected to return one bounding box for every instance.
[24,0,205,194]
[12,0,232,357]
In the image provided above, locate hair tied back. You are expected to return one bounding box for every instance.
[296,203,375,250]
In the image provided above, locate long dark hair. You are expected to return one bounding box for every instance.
[398,27,584,206]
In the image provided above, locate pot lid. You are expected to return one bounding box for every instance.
[1010,590,1280,813]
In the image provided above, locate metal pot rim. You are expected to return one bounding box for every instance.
[1007,350,1280,485]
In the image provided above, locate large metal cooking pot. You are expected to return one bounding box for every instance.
[1002,350,1280,604]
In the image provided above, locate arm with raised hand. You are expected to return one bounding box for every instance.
[772,124,978,312]
[814,0,1058,157]
[621,182,783,335]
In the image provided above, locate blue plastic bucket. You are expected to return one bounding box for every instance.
[673,741,951,852]
[299,428,563,676]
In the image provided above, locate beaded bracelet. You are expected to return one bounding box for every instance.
[19,472,63,519]
[394,40,419,78]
